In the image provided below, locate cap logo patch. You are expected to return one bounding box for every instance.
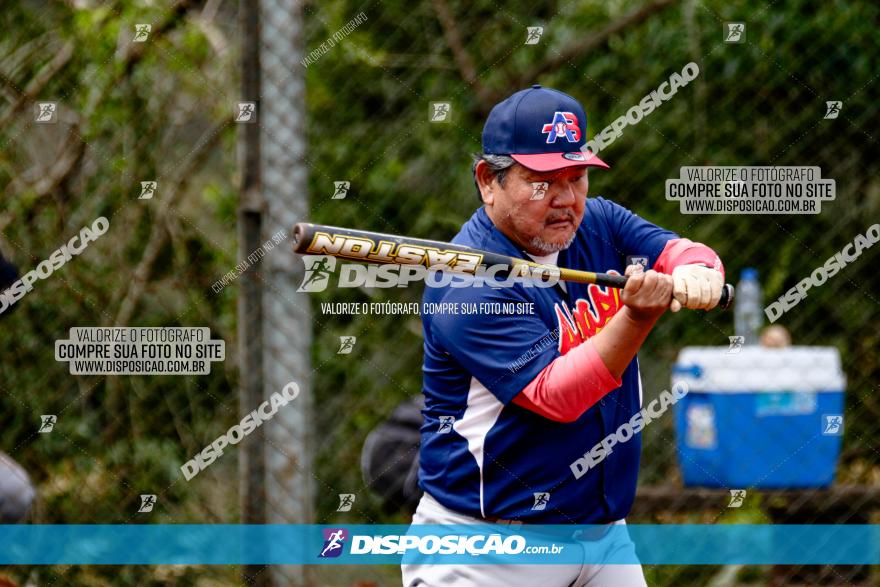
[542,111,581,144]
[562,152,585,161]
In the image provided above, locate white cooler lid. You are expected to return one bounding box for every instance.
[674,346,846,393]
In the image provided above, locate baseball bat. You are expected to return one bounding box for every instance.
[292,222,734,310]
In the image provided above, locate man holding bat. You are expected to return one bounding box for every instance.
[403,86,725,586]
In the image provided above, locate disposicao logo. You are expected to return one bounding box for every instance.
[319,528,348,558]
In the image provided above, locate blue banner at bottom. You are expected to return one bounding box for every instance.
[1,524,879,565]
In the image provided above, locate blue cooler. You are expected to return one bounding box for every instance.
[673,346,845,488]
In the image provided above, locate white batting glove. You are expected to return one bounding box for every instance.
[670,264,724,312]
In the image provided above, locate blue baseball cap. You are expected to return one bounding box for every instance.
[482,85,609,172]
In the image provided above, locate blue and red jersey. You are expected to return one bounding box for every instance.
[419,197,718,523]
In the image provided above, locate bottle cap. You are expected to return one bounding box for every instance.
[740,267,758,281]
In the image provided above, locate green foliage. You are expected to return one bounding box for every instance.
[2,0,240,583]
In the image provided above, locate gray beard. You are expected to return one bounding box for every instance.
[528,233,576,255]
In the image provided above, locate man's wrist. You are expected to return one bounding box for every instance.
[620,306,660,329]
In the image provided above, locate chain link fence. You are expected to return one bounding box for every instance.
[301,2,880,585]
[1,0,878,586]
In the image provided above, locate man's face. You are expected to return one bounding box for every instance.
[480,163,589,255]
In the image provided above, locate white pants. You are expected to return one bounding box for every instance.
[401,493,647,587]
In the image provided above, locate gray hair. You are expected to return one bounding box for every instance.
[471,153,516,200]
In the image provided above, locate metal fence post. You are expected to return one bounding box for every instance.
[238,1,270,586]
[260,1,314,586]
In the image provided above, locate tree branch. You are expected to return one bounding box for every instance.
[85,0,197,118]
[4,120,86,199]
[117,0,196,76]
[111,116,232,327]
[431,0,493,108]
[0,41,75,128]
[500,0,676,102]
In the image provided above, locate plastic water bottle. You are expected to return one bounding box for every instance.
[734,268,763,345]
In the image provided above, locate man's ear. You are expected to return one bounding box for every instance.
[474,160,496,205]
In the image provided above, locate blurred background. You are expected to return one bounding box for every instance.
[1,0,879,585]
